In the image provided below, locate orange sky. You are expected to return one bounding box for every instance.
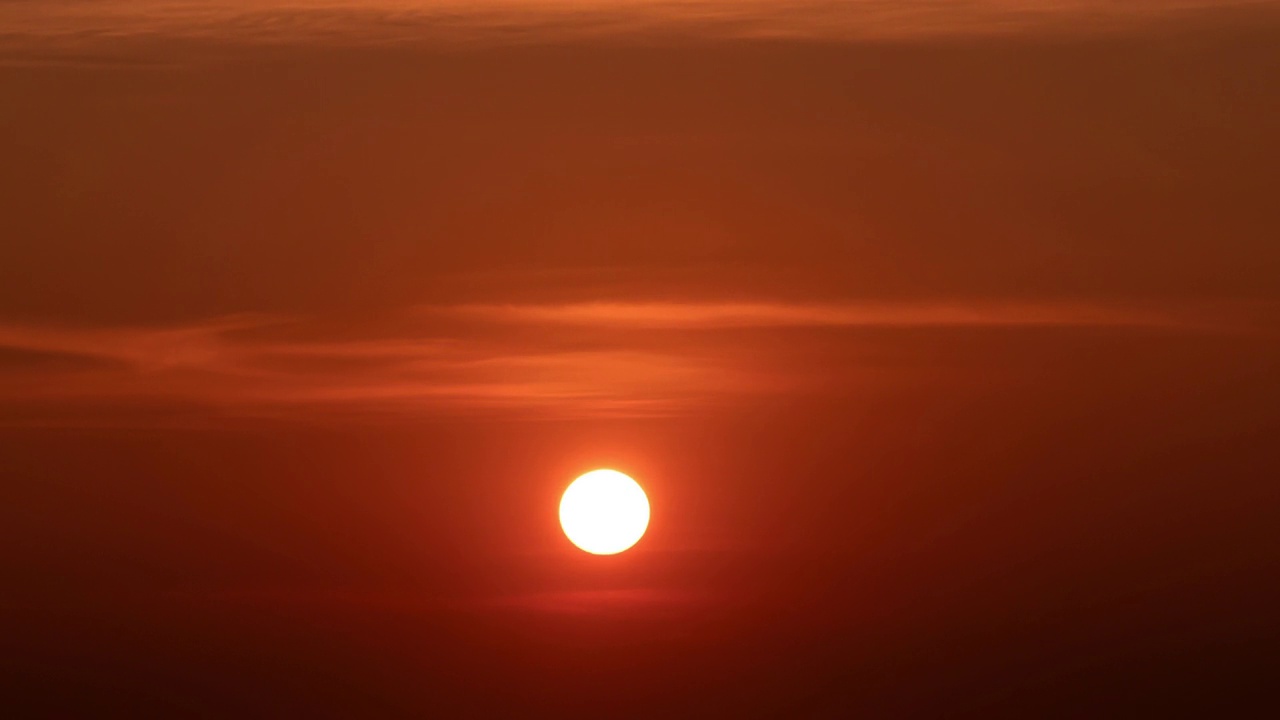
[3,0,1278,424]
[2,1,1279,716]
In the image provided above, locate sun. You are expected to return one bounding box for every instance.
[559,469,650,555]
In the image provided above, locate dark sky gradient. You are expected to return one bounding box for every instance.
[2,2,1279,717]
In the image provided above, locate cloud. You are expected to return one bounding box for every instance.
[0,298,1264,425]
[0,311,758,421]
[1,0,1271,61]
[440,300,1217,330]
[0,314,278,371]
[474,587,711,615]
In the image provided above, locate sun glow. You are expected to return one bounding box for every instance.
[559,469,650,555]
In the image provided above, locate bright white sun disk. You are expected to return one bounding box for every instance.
[559,469,650,555]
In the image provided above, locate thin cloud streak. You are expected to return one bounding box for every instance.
[0,298,1266,424]
[0,314,279,371]
[1,0,1270,56]
[442,300,1247,331]
[0,314,762,419]
[474,588,712,615]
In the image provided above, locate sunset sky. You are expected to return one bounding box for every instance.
[3,1,1279,716]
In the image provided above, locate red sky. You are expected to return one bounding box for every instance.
[2,1,1279,717]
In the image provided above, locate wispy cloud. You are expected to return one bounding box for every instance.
[0,298,1263,425]
[0,311,759,420]
[0,314,277,371]
[1,0,1270,59]
[474,587,711,615]
[441,300,1216,330]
